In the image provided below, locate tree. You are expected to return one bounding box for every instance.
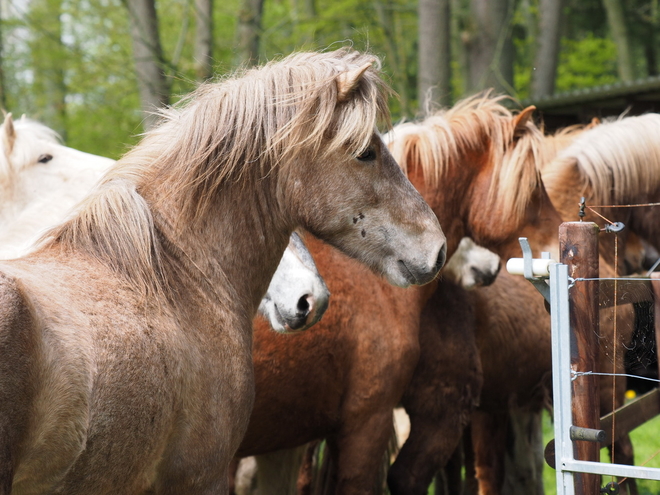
[602,0,634,81]
[235,0,264,67]
[466,0,516,94]
[28,0,67,138]
[418,0,452,111]
[194,0,213,81]
[0,1,7,111]
[531,0,564,97]
[123,0,170,129]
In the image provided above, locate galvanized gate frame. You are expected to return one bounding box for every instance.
[509,238,660,495]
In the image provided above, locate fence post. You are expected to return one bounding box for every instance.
[559,221,600,495]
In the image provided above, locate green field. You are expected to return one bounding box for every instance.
[542,409,660,495]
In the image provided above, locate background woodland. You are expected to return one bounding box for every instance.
[1,0,654,158]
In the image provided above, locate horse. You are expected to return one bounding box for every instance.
[446,111,660,495]
[232,93,555,495]
[443,237,501,290]
[0,113,330,334]
[375,95,566,495]
[532,112,660,495]
[259,231,330,333]
[0,49,446,494]
[232,236,501,495]
[0,113,114,259]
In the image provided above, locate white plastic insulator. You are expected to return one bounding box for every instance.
[506,258,557,277]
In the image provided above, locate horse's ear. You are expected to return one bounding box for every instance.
[588,117,601,128]
[336,61,374,103]
[2,112,15,154]
[513,106,535,139]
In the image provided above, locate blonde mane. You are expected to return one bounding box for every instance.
[544,114,660,205]
[42,49,391,297]
[388,93,544,223]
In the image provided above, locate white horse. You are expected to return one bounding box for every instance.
[0,114,330,332]
[0,114,114,259]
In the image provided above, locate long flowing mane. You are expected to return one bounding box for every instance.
[41,49,391,297]
[543,114,660,204]
[387,93,545,223]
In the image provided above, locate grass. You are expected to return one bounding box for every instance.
[542,406,660,495]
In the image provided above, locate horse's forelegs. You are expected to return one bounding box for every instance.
[388,413,466,495]
[470,410,508,495]
[329,411,395,495]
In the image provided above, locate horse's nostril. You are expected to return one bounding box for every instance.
[296,294,311,317]
[435,244,447,271]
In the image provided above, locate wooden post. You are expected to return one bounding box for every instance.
[559,221,600,495]
[652,273,660,386]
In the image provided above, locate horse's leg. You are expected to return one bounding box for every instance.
[471,410,508,495]
[388,281,481,495]
[329,410,397,495]
[443,443,464,495]
[601,374,638,495]
[600,304,638,495]
[463,427,479,495]
[297,441,320,495]
[501,408,544,495]
[254,447,305,495]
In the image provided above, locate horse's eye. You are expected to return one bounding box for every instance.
[356,147,377,162]
[37,154,53,164]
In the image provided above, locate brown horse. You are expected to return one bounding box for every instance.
[0,49,447,494]
[448,112,660,495]
[381,96,564,495]
[235,94,553,495]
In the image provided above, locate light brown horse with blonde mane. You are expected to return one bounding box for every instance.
[0,49,446,494]
[232,94,552,495]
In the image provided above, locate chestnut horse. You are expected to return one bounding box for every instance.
[448,112,660,495]
[234,236,501,495]
[0,114,329,333]
[0,49,446,494]
[235,94,555,495]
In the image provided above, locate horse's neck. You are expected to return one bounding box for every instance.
[146,178,291,322]
[495,193,564,261]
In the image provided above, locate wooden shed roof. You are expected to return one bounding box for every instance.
[524,76,660,130]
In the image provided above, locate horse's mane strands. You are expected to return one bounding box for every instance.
[548,114,660,204]
[108,48,392,224]
[41,179,168,299]
[390,91,544,223]
[37,49,390,299]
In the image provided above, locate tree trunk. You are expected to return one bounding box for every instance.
[531,0,563,98]
[194,0,213,81]
[418,0,451,112]
[30,0,67,138]
[235,0,264,67]
[602,0,634,82]
[467,0,515,94]
[0,1,6,111]
[124,0,170,130]
[373,0,411,116]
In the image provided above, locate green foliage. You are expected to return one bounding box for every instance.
[4,0,660,155]
[555,34,619,92]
